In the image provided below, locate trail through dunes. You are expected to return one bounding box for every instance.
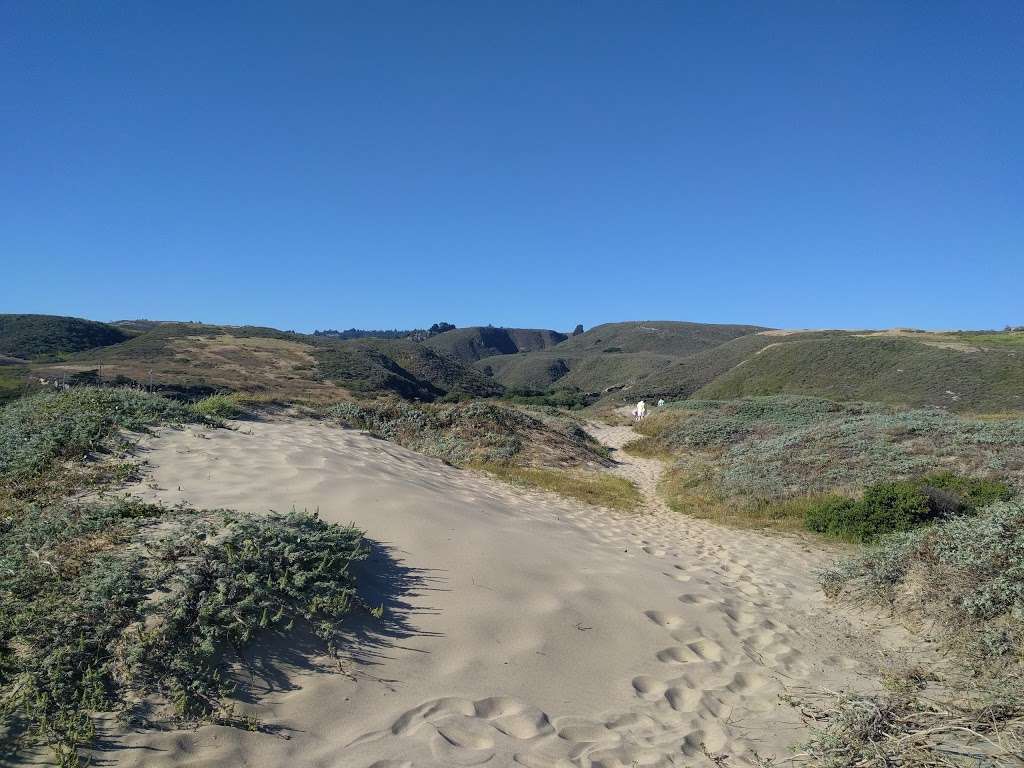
[99,417,890,768]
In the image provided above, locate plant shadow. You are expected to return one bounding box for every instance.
[81,536,445,763]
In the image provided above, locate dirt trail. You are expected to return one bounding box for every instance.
[587,420,671,514]
[96,416,888,768]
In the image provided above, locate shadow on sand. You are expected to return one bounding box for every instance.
[75,537,446,765]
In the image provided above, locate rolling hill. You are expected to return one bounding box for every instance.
[629,331,854,401]
[477,321,768,394]
[313,337,501,400]
[478,350,679,393]
[22,320,499,402]
[555,321,767,356]
[0,314,130,360]
[6,315,1023,413]
[423,326,567,362]
[694,333,1024,412]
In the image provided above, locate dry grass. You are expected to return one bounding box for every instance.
[789,686,1024,767]
[477,463,642,511]
[37,334,346,403]
[621,437,673,460]
[655,463,860,537]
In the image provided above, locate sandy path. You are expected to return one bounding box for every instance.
[94,417,878,768]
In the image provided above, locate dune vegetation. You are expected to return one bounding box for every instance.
[478,463,642,511]
[0,388,372,766]
[629,395,1023,533]
[797,501,1024,766]
[321,398,611,470]
[0,387,207,504]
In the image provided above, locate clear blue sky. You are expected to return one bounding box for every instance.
[3,2,1021,332]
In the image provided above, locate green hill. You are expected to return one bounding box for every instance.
[19,320,497,402]
[10,315,1023,412]
[0,314,130,360]
[314,338,501,400]
[479,351,678,393]
[477,321,767,394]
[696,334,1024,412]
[631,331,852,400]
[555,321,766,357]
[423,326,567,362]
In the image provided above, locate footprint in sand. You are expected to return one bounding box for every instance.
[643,609,683,628]
[631,675,667,699]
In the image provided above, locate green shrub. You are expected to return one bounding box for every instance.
[803,472,1015,542]
[192,393,247,420]
[803,483,933,542]
[859,482,933,534]
[918,470,1013,509]
[503,387,596,410]
[0,499,365,766]
[802,495,867,539]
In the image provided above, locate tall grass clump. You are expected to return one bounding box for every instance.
[479,464,642,511]
[0,498,365,767]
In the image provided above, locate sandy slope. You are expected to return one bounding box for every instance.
[95,417,883,768]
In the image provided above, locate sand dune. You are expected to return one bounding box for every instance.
[100,417,884,768]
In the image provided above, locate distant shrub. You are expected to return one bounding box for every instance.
[804,473,1014,541]
[504,387,596,410]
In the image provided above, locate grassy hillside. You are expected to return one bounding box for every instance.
[38,322,335,399]
[696,334,1024,412]
[478,321,766,394]
[423,326,567,362]
[0,314,129,360]
[479,351,678,393]
[631,331,851,400]
[556,320,766,356]
[25,321,497,402]
[314,338,501,400]
[630,394,1024,529]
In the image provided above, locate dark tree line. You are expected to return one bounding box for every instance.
[313,322,458,341]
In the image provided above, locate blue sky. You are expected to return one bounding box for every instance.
[3,2,1021,332]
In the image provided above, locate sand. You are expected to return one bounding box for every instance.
[93,417,884,768]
